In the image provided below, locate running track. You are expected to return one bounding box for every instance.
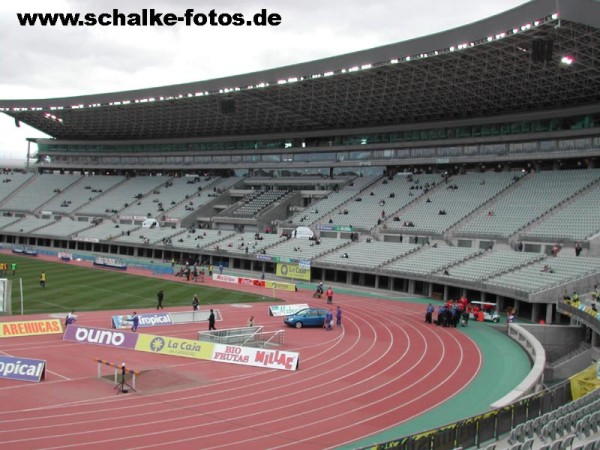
[0,273,482,450]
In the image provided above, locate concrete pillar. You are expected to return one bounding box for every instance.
[375,275,380,290]
[408,279,415,294]
[443,285,449,301]
[545,303,554,325]
[346,272,352,284]
[532,303,540,323]
[591,331,598,347]
[428,283,433,298]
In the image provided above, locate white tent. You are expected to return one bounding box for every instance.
[141,218,159,228]
[294,226,314,239]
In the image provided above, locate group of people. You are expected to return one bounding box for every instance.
[425,297,471,327]
[314,282,334,305]
[324,306,342,331]
[0,262,17,276]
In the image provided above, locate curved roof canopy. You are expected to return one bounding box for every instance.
[1,0,600,141]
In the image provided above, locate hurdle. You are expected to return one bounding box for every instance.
[94,358,141,390]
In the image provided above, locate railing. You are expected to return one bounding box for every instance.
[362,381,573,450]
[557,301,600,335]
[490,324,546,408]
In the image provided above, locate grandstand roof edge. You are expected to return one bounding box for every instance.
[1,0,591,109]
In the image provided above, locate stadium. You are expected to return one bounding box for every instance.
[0,0,600,448]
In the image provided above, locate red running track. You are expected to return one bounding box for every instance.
[0,284,481,450]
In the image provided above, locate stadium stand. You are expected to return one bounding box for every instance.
[315,174,441,230]
[485,256,600,294]
[165,176,241,220]
[1,215,55,233]
[41,175,126,214]
[384,172,517,235]
[73,221,140,241]
[0,173,80,213]
[76,175,169,217]
[315,240,420,269]
[1,1,600,448]
[229,190,291,217]
[520,181,600,243]
[287,175,379,226]
[456,170,600,239]
[0,172,34,203]
[383,246,482,275]
[444,251,545,282]
[164,229,235,250]
[117,176,211,218]
[266,236,351,260]
[208,232,286,255]
[33,217,97,237]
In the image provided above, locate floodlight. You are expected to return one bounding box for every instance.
[560,56,574,65]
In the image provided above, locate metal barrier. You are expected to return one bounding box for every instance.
[362,381,572,450]
[198,326,285,348]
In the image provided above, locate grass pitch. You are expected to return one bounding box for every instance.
[1,254,271,315]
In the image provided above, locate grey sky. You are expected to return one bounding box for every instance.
[0,0,529,161]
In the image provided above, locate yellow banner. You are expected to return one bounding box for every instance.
[264,280,297,291]
[135,334,214,360]
[569,364,600,400]
[276,263,310,281]
[0,319,63,338]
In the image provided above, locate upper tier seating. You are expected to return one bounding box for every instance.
[76,176,170,216]
[520,181,600,242]
[209,232,286,255]
[230,190,290,217]
[315,241,420,269]
[445,250,544,281]
[485,256,600,293]
[456,169,600,238]
[385,172,517,235]
[0,173,34,203]
[42,175,126,214]
[287,176,378,226]
[383,246,482,275]
[0,174,81,212]
[266,236,350,260]
[315,174,441,230]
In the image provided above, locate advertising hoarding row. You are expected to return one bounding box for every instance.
[64,325,299,371]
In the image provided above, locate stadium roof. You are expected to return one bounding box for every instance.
[1,0,600,142]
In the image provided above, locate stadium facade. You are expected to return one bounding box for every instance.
[0,0,599,345]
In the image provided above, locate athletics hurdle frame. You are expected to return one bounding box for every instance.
[94,358,141,391]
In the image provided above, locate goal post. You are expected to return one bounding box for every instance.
[0,278,12,315]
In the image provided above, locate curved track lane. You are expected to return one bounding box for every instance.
[0,285,481,449]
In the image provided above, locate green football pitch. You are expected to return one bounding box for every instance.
[1,254,271,315]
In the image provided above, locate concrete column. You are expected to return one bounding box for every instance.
[545,303,554,325]
[532,303,540,323]
[346,272,352,284]
[375,275,380,290]
[591,331,598,347]
[443,285,449,301]
[408,279,415,294]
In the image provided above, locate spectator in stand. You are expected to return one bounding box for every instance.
[575,243,582,257]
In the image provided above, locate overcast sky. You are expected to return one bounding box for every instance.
[0,0,529,162]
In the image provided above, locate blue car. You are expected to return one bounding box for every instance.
[284,307,329,328]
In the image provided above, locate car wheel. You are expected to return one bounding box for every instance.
[295,322,303,329]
